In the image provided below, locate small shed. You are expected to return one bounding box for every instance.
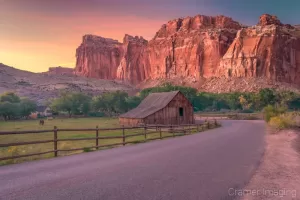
[30,106,52,119]
[119,91,194,126]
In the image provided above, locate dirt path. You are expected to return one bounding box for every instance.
[239,129,300,200]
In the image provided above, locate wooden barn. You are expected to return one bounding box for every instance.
[119,91,194,126]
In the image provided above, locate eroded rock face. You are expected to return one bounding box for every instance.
[75,35,124,79]
[75,15,241,84]
[74,14,300,87]
[217,16,300,84]
[116,35,149,84]
[148,15,241,81]
[258,14,282,26]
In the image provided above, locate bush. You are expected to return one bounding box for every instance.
[240,109,254,113]
[83,147,93,152]
[268,112,300,130]
[269,116,288,130]
[263,105,287,122]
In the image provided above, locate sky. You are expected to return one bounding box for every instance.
[0,0,300,72]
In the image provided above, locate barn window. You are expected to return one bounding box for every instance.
[179,107,184,116]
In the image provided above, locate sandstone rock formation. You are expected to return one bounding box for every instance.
[44,66,74,75]
[146,15,241,81]
[217,14,300,84]
[75,35,124,79]
[116,35,149,84]
[74,14,300,89]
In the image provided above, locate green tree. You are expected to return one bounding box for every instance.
[50,92,91,117]
[0,101,20,120]
[258,88,276,108]
[0,92,20,103]
[0,92,22,120]
[126,96,142,110]
[19,98,37,118]
[92,91,129,115]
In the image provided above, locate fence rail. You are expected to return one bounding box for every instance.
[0,120,218,161]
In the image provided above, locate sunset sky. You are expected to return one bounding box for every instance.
[0,0,299,72]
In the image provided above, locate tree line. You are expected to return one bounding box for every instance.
[0,92,37,120]
[1,83,300,120]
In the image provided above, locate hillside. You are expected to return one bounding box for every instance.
[0,63,135,104]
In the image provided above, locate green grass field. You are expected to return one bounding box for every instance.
[0,117,210,165]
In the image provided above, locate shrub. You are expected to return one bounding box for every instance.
[263,105,287,122]
[240,109,254,113]
[83,147,93,152]
[269,116,288,130]
[268,112,300,130]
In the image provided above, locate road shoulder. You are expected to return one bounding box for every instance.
[240,129,300,200]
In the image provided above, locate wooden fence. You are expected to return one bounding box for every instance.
[0,120,218,161]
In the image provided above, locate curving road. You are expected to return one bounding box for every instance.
[0,120,265,200]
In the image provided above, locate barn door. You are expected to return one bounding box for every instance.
[179,107,184,124]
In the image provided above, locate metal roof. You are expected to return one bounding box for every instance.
[120,91,180,119]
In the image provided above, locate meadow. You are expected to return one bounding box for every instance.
[0,117,211,165]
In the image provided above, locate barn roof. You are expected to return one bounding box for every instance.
[36,106,47,112]
[120,91,180,119]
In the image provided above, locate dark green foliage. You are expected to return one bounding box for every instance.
[50,92,92,117]
[92,91,129,115]
[83,147,93,152]
[87,112,105,117]
[1,84,300,120]
[288,97,300,110]
[0,92,37,120]
[258,88,276,108]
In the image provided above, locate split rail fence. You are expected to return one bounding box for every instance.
[0,120,218,161]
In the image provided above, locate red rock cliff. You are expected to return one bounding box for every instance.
[147,15,241,81]
[217,14,300,84]
[74,14,300,87]
[75,35,124,79]
[75,15,241,84]
[116,34,149,84]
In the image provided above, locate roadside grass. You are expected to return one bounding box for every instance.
[195,112,263,120]
[0,117,220,165]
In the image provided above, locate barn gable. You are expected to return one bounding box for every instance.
[120,91,181,119]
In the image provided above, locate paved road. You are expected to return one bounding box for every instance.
[0,120,265,200]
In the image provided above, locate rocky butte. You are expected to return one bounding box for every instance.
[75,14,300,89]
[44,66,74,75]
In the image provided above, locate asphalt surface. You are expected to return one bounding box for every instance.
[0,120,265,200]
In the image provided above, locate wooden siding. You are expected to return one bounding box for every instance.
[119,118,145,127]
[120,92,194,126]
[143,92,194,125]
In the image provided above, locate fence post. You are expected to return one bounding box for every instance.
[214,119,217,126]
[172,125,175,137]
[207,121,210,129]
[197,124,199,132]
[54,126,58,157]
[144,125,147,141]
[96,126,99,150]
[183,125,185,135]
[122,125,125,146]
[159,126,162,139]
